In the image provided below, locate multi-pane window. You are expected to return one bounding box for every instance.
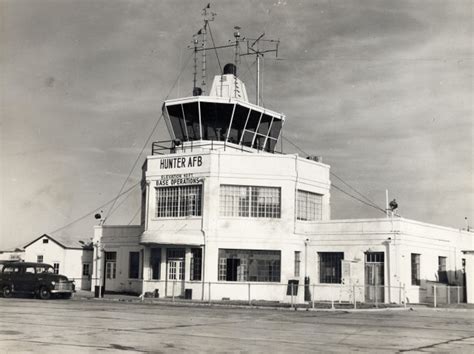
[296,190,323,221]
[220,185,281,218]
[150,248,161,280]
[105,252,117,279]
[129,252,140,279]
[218,249,281,282]
[438,256,447,284]
[156,185,202,218]
[366,252,384,263]
[190,248,202,281]
[294,251,301,277]
[82,263,91,276]
[43,238,49,244]
[53,263,60,274]
[37,255,43,263]
[411,254,420,285]
[319,252,344,283]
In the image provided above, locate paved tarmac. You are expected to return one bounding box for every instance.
[0,297,473,353]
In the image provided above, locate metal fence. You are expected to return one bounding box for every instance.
[138,280,408,308]
[428,285,464,307]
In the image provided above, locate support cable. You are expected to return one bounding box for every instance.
[103,51,194,224]
[282,135,386,212]
[207,23,223,74]
[48,182,140,236]
[332,184,387,214]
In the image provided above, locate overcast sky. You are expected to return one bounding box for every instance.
[1,0,472,249]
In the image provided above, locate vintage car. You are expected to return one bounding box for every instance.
[0,262,75,299]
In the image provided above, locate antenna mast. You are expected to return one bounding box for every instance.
[200,4,215,93]
[241,33,279,106]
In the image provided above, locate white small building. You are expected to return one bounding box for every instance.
[92,60,473,304]
[0,249,24,262]
[24,234,93,290]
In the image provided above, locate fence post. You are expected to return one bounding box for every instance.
[457,286,460,304]
[403,284,407,308]
[433,285,437,308]
[447,286,450,305]
[172,280,176,302]
[290,283,294,309]
[375,285,378,308]
[353,284,357,309]
[248,283,251,306]
[331,285,335,310]
[312,284,315,309]
[208,282,211,304]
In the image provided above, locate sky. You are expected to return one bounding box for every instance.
[0,0,472,250]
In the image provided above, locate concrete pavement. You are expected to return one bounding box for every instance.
[0,297,473,353]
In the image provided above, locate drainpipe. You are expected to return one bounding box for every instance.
[200,178,206,301]
[385,237,392,304]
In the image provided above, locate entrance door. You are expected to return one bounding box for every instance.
[365,252,384,303]
[166,248,185,297]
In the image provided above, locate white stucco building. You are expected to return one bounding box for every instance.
[24,234,93,290]
[92,63,473,304]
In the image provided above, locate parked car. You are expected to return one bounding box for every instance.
[0,262,75,299]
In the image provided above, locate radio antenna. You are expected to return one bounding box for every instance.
[241,33,279,106]
[200,3,215,93]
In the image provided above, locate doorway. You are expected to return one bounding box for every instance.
[365,252,385,303]
[166,248,185,297]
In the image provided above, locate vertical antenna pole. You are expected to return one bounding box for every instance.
[386,189,389,218]
[193,36,198,92]
[201,22,207,92]
[256,53,260,106]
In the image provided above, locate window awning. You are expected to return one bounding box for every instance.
[140,230,204,246]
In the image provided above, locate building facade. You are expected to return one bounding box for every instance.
[24,234,93,290]
[92,65,473,304]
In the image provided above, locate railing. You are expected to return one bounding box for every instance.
[430,285,464,307]
[139,280,410,309]
[151,139,283,156]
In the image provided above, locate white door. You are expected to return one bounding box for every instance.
[167,259,184,297]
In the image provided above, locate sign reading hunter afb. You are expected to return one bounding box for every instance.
[154,154,208,186]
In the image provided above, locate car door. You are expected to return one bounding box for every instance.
[2,265,20,292]
[19,266,38,293]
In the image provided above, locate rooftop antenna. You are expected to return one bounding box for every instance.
[241,33,279,106]
[200,3,216,93]
[192,34,199,94]
[233,26,242,98]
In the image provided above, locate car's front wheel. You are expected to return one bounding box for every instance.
[2,285,13,298]
[38,286,51,300]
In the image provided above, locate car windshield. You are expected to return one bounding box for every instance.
[36,265,55,273]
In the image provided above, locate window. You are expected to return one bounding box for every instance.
[156,185,202,218]
[190,248,202,281]
[150,248,161,280]
[82,263,91,276]
[294,251,301,277]
[53,263,60,274]
[25,266,35,274]
[438,256,448,284]
[220,185,281,218]
[43,239,49,244]
[3,266,19,273]
[411,254,420,285]
[129,252,140,279]
[319,252,344,283]
[218,249,281,282]
[366,252,384,263]
[37,255,43,263]
[105,252,117,279]
[296,190,323,221]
